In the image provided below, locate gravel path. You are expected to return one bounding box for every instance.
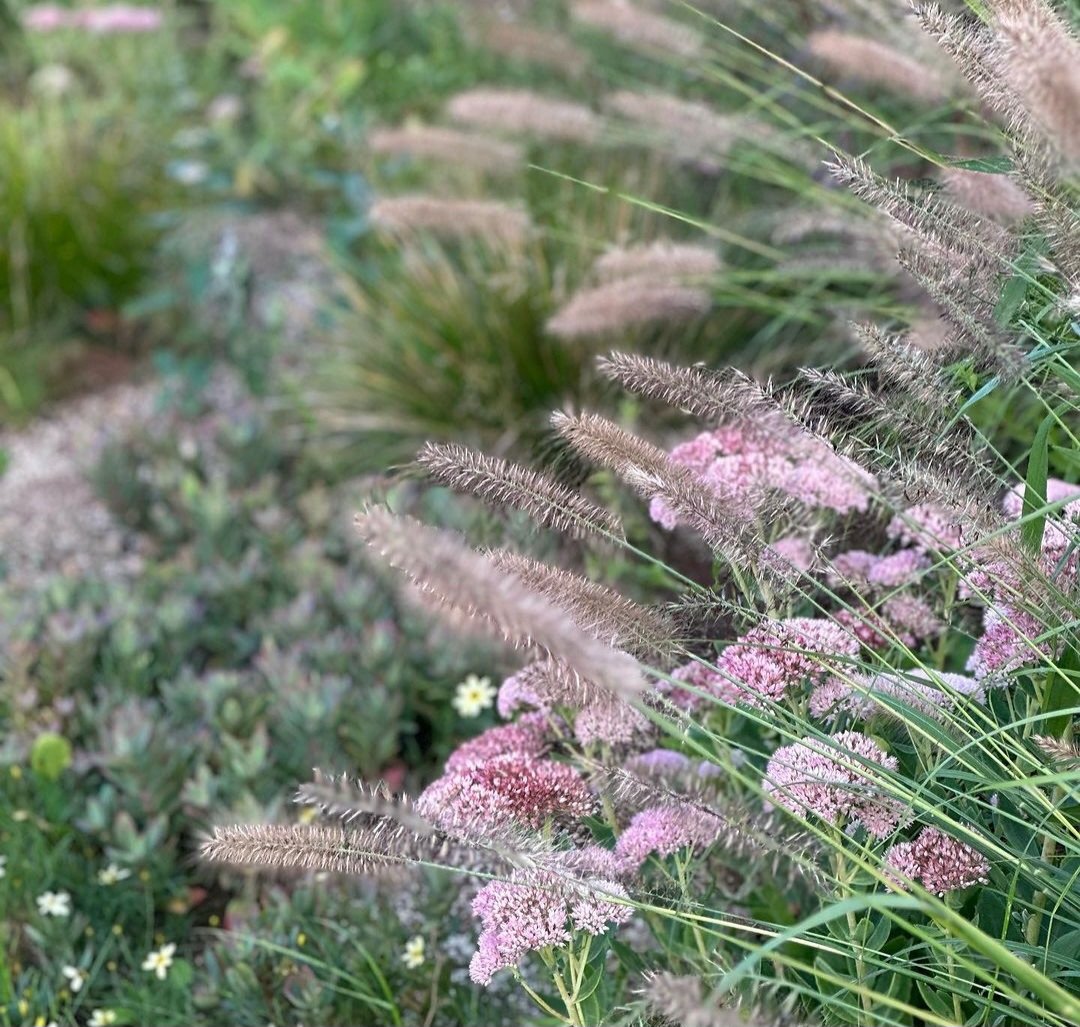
[0,211,336,591]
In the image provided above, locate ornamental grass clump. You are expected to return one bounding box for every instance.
[202,1,1080,1024]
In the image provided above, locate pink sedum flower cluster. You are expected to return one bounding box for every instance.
[887,503,965,553]
[829,548,929,589]
[444,713,550,773]
[764,731,903,838]
[717,617,860,709]
[649,421,875,531]
[614,803,724,870]
[418,753,593,831]
[884,826,990,895]
[469,869,632,984]
[573,698,651,746]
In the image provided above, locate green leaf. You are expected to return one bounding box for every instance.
[917,975,958,1020]
[170,959,195,989]
[1022,412,1053,552]
[30,732,72,780]
[1049,445,1080,473]
[1043,645,1080,738]
[947,156,1014,173]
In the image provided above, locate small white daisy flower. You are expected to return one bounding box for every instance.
[36,891,71,917]
[141,942,177,980]
[97,863,131,886]
[88,1010,117,1027]
[62,965,86,993]
[402,935,426,969]
[452,674,495,718]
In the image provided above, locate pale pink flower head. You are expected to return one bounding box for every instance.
[882,594,943,643]
[496,668,547,718]
[1001,477,1080,519]
[445,713,549,773]
[469,867,631,984]
[1002,478,1080,560]
[767,535,816,574]
[661,659,741,709]
[574,698,651,746]
[764,731,902,838]
[626,749,692,777]
[417,754,593,831]
[966,605,1051,680]
[614,803,723,870]
[867,549,930,588]
[652,422,874,527]
[811,669,984,723]
[887,503,964,553]
[884,826,989,895]
[23,4,68,30]
[718,617,860,708]
[78,5,163,33]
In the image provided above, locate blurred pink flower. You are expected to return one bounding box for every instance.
[24,4,164,33]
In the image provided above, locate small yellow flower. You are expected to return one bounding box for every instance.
[62,965,86,993]
[452,674,496,718]
[11,765,22,779]
[208,914,220,927]
[296,932,306,947]
[89,1010,117,1027]
[111,923,123,936]
[401,935,426,969]
[297,806,317,824]
[97,863,131,886]
[141,942,176,980]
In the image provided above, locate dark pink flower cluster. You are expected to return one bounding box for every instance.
[649,421,875,530]
[23,3,163,33]
[445,713,550,773]
[469,869,632,984]
[717,617,860,709]
[418,753,593,831]
[764,731,903,838]
[884,826,989,895]
[614,803,723,870]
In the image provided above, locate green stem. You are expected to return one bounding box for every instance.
[834,842,873,1023]
[1025,789,1061,948]
[517,976,571,1025]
